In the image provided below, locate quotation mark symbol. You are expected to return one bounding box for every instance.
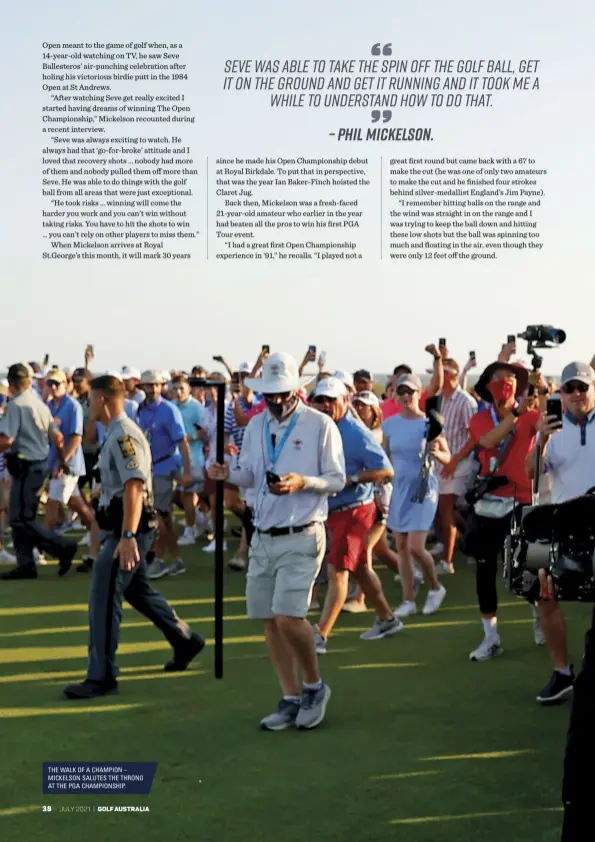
[371,43,392,56]
[371,110,392,123]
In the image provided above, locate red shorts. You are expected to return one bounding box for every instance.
[327,501,377,572]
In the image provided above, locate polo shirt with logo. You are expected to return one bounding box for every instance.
[469,408,540,504]
[328,411,391,513]
[543,409,595,503]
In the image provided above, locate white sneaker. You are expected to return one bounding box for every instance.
[422,585,447,615]
[33,548,47,565]
[470,636,503,661]
[193,512,209,537]
[178,533,196,547]
[394,600,418,619]
[430,542,444,557]
[0,548,16,563]
[202,539,227,553]
[79,533,91,547]
[70,521,85,532]
[435,560,454,575]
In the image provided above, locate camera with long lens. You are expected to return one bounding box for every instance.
[517,325,566,375]
[503,491,595,602]
[411,396,444,504]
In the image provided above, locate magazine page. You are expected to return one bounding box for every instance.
[0,1,593,840]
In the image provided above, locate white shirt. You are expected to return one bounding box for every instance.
[229,402,345,531]
[542,410,595,503]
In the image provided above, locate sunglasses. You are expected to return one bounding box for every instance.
[313,395,337,404]
[562,381,590,394]
[46,380,61,387]
[397,387,415,397]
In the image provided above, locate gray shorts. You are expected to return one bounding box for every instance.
[153,471,181,514]
[246,523,326,619]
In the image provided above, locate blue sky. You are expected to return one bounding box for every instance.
[1,0,593,378]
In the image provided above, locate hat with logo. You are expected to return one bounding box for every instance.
[139,369,167,386]
[121,366,141,381]
[561,361,595,386]
[312,377,347,400]
[244,352,314,395]
[396,374,422,392]
[353,390,380,407]
[73,367,92,380]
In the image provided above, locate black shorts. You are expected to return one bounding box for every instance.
[79,451,99,490]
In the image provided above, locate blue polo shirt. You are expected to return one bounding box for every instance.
[174,396,206,472]
[138,397,186,476]
[47,394,85,476]
[329,411,391,513]
[543,409,595,503]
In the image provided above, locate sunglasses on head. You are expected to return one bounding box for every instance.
[397,387,415,396]
[562,381,590,394]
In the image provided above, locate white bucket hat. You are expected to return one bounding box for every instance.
[244,352,314,394]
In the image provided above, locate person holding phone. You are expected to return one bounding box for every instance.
[525,362,595,705]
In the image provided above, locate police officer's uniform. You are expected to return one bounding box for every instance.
[0,372,78,580]
[64,412,203,699]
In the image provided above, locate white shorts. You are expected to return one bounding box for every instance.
[440,463,473,498]
[48,475,81,504]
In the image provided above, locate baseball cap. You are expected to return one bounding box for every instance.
[312,376,347,399]
[139,369,167,385]
[561,361,595,386]
[73,367,92,379]
[46,368,67,384]
[238,361,253,374]
[443,359,460,374]
[105,370,124,382]
[121,366,141,381]
[353,369,373,382]
[333,370,355,391]
[393,363,412,376]
[353,390,380,407]
[396,374,422,392]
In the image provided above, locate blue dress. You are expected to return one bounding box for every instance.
[383,415,439,533]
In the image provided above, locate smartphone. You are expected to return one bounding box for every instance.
[309,345,317,355]
[439,338,446,347]
[546,397,563,428]
[507,334,516,344]
[212,355,223,363]
[266,470,281,485]
[43,353,50,366]
[262,345,270,354]
[319,350,327,367]
[470,351,476,361]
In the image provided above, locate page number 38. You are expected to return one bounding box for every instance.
[43,806,52,812]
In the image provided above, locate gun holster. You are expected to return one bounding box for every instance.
[96,498,157,538]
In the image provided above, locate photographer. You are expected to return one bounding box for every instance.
[465,361,542,661]
[525,362,595,705]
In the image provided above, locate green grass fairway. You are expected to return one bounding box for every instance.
[0,534,589,841]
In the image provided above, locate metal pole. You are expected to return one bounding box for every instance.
[214,381,226,679]
[533,441,541,506]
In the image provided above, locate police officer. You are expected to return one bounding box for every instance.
[64,375,204,700]
[0,363,78,579]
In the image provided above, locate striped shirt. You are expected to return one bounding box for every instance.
[224,396,257,451]
[441,386,477,456]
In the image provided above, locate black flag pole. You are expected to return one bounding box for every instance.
[189,377,227,679]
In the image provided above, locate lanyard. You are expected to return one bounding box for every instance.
[141,400,162,440]
[489,405,515,468]
[265,411,300,469]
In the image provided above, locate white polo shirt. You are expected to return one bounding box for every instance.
[229,402,345,531]
[543,409,595,503]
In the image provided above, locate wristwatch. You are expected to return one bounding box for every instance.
[351,474,361,484]
[511,408,521,418]
[122,530,135,539]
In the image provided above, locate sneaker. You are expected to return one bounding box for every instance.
[260,699,300,731]
[57,542,78,577]
[70,521,85,532]
[0,548,16,563]
[430,542,444,557]
[202,539,227,553]
[422,585,447,615]
[64,680,119,700]
[147,559,170,579]
[342,601,367,614]
[533,616,547,646]
[79,533,91,547]
[228,554,246,571]
[296,684,332,730]
[76,556,94,573]
[164,633,205,671]
[360,615,404,640]
[436,560,454,575]
[536,669,574,705]
[469,636,503,661]
[178,533,196,547]
[1,564,37,580]
[314,627,327,655]
[168,559,186,577]
[33,548,47,565]
[194,512,210,537]
[394,600,418,619]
